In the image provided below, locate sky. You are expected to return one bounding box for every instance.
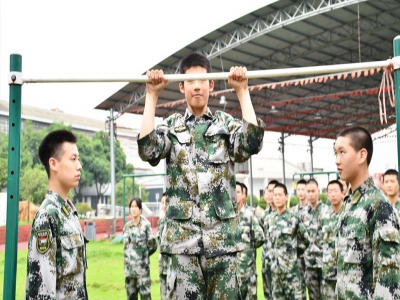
[0,0,398,177]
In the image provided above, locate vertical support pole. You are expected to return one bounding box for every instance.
[109,108,116,235]
[394,36,400,181]
[123,176,126,225]
[309,136,314,174]
[3,54,22,300]
[249,157,253,207]
[280,132,286,185]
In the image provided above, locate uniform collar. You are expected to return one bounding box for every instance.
[128,216,144,228]
[184,107,213,121]
[46,190,76,217]
[348,176,375,204]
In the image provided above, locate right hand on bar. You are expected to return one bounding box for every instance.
[146,69,168,99]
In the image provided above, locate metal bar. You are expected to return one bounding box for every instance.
[109,108,116,235]
[394,36,400,182]
[249,157,253,207]
[123,176,126,226]
[20,60,394,84]
[3,54,22,300]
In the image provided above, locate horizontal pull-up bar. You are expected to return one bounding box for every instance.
[10,59,398,85]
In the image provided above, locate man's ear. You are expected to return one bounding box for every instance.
[359,148,368,164]
[179,82,185,94]
[49,157,57,171]
[209,80,214,92]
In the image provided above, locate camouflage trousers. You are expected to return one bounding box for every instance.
[167,253,241,300]
[125,275,152,300]
[239,273,257,300]
[321,279,336,300]
[297,256,307,300]
[262,263,273,300]
[305,268,322,300]
[271,268,303,300]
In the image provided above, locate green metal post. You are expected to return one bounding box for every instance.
[394,36,400,182]
[123,177,126,225]
[3,54,22,300]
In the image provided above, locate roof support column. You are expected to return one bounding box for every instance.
[308,137,314,174]
[109,108,116,235]
[394,36,400,182]
[279,132,286,185]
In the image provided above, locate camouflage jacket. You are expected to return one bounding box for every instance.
[254,205,265,223]
[123,216,157,277]
[290,203,307,215]
[299,202,327,269]
[157,216,168,275]
[393,199,400,219]
[318,205,340,280]
[25,191,88,300]
[260,207,276,264]
[237,205,265,277]
[335,177,400,299]
[138,108,265,257]
[268,209,310,274]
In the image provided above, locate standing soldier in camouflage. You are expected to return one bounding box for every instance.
[260,179,279,300]
[137,52,265,299]
[299,179,326,300]
[25,130,88,300]
[123,197,157,300]
[319,180,343,300]
[382,169,400,215]
[334,126,400,299]
[236,182,264,300]
[290,179,308,300]
[157,193,168,300]
[268,183,310,299]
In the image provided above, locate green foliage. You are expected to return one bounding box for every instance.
[76,202,93,216]
[290,195,299,207]
[259,196,267,209]
[115,177,149,206]
[19,165,48,205]
[0,132,8,188]
[246,195,259,207]
[319,193,328,204]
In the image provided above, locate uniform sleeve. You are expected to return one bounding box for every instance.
[372,201,400,298]
[297,218,310,257]
[146,223,158,256]
[137,118,172,167]
[227,116,266,163]
[25,212,57,300]
[251,214,265,249]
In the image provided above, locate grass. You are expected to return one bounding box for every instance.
[0,242,267,299]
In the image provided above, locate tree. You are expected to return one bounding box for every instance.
[0,132,8,188]
[115,177,149,206]
[246,195,259,207]
[20,165,48,205]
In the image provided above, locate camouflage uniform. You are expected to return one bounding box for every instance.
[138,108,265,299]
[157,216,168,300]
[335,177,400,299]
[237,205,264,300]
[25,190,88,300]
[123,216,157,300]
[254,205,265,222]
[393,199,400,218]
[299,202,327,300]
[290,203,308,300]
[260,207,276,300]
[268,209,310,300]
[318,205,339,300]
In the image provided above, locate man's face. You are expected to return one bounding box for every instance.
[160,196,167,213]
[179,66,214,115]
[327,183,343,206]
[334,136,362,184]
[265,184,276,205]
[130,200,141,218]
[236,184,245,205]
[306,182,319,205]
[296,183,306,201]
[52,142,82,189]
[383,174,399,198]
[273,187,287,209]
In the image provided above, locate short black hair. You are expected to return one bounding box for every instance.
[236,181,244,193]
[179,53,212,74]
[129,197,142,211]
[327,180,343,192]
[38,130,77,178]
[337,126,373,166]
[296,179,307,186]
[306,178,319,187]
[383,169,398,182]
[266,180,280,189]
[242,183,248,196]
[273,183,288,195]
